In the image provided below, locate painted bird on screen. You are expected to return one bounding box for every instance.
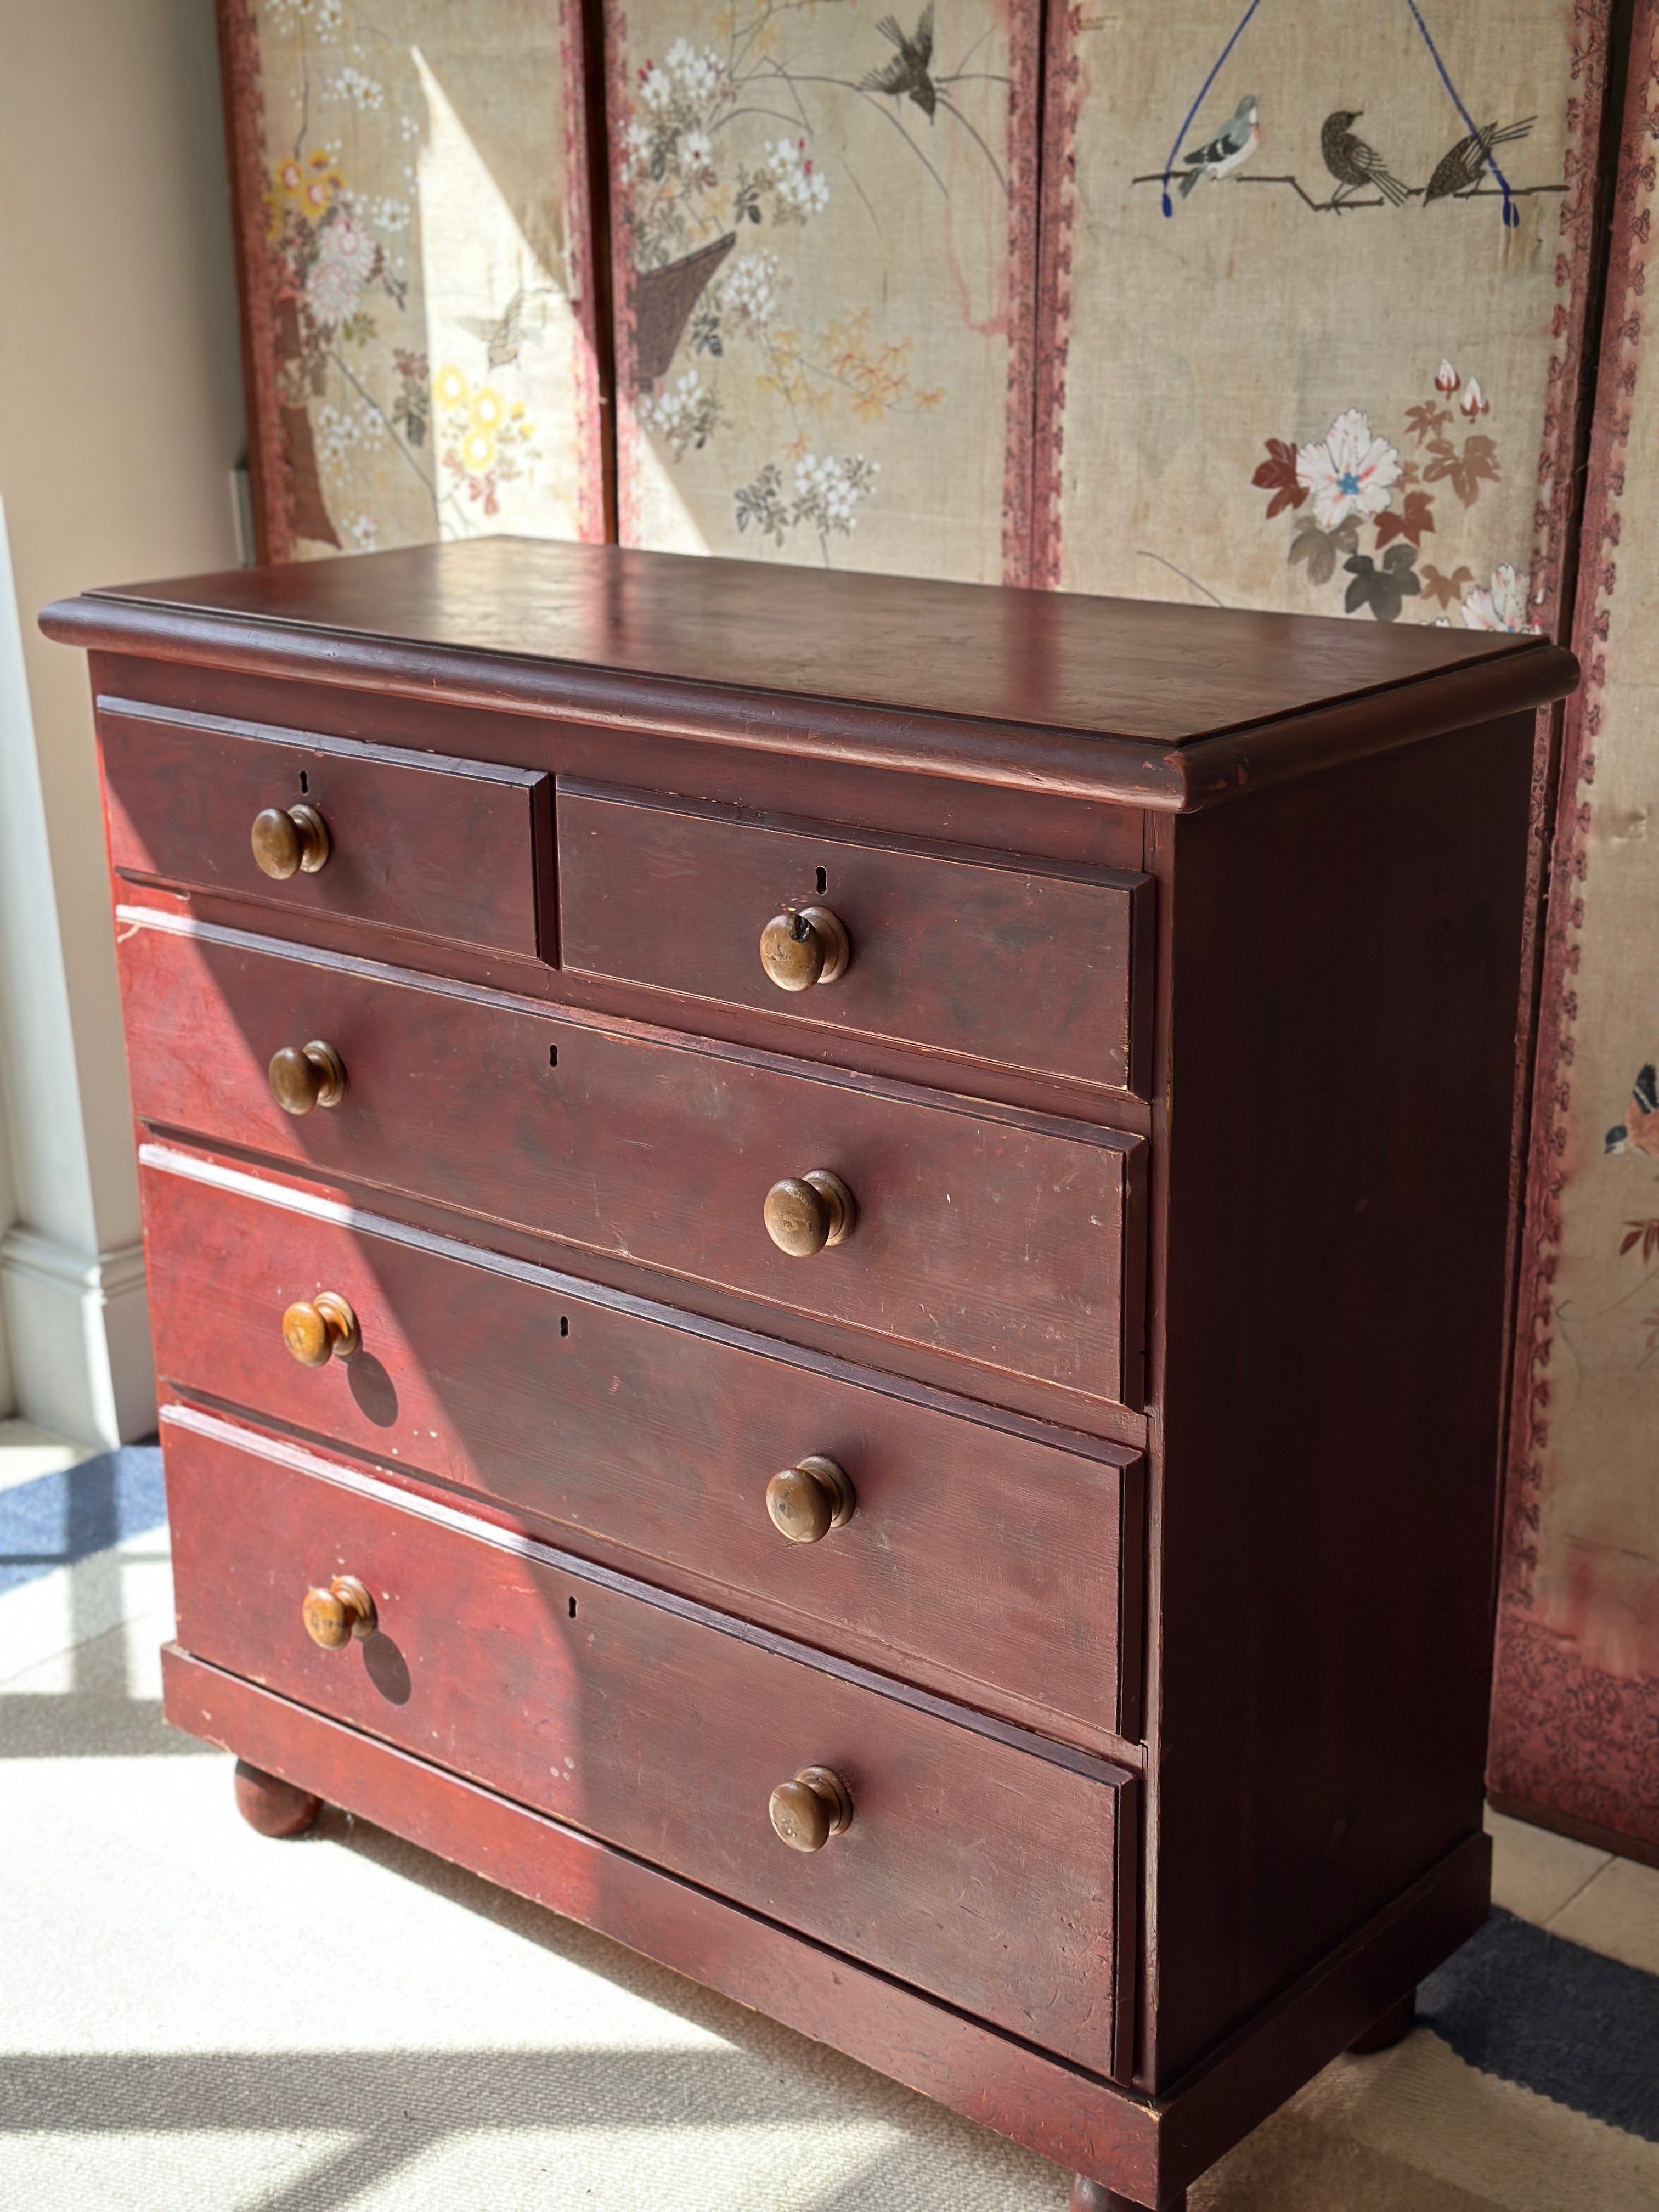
[1606,1065,1659,1158]
[861,6,939,120]
[456,287,549,371]
[1423,116,1535,204]
[1176,94,1261,198]
[1321,110,1412,206]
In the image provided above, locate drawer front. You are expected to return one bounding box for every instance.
[559,782,1151,1093]
[100,703,552,957]
[164,1408,1135,2077]
[120,913,1142,1403]
[142,1150,1141,1743]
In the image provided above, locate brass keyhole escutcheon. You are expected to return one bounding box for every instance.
[766,1456,855,1544]
[268,1040,347,1115]
[769,1766,854,1853]
[759,906,849,993]
[763,1171,856,1257]
[301,1573,376,1649]
[281,1292,361,1367]
[252,803,331,881]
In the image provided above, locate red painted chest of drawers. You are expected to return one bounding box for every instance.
[44,541,1576,2209]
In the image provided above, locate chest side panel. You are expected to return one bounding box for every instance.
[1148,715,1533,2086]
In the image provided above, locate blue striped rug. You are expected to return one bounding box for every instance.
[0,1442,164,1597]
[1420,1905,1659,2143]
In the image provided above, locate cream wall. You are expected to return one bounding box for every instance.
[0,0,246,1440]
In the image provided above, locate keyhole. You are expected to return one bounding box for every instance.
[559,1316,569,1338]
[298,770,309,794]
[816,867,827,894]
[549,1046,558,1068]
[568,1596,577,1618]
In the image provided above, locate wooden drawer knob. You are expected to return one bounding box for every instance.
[766,1455,855,1544]
[282,1292,361,1367]
[769,1765,853,1852]
[764,1171,856,1257]
[252,803,331,880]
[759,906,849,992]
[268,1040,347,1115]
[301,1573,376,1649]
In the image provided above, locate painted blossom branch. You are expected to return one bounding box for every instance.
[1128,171,1567,210]
[762,65,1013,199]
[724,0,854,83]
[933,92,1009,196]
[1134,551,1224,607]
[324,347,478,538]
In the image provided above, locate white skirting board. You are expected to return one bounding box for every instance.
[0,1227,152,1446]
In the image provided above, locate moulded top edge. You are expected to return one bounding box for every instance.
[41,539,1576,809]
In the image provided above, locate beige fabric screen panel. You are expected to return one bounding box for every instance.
[222,0,606,561]
[1491,9,1659,1859]
[603,0,1039,583]
[1036,0,1601,637]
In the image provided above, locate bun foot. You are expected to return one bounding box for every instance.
[1071,2182,1184,2210]
[234,1758,322,1837]
[1349,1988,1415,2052]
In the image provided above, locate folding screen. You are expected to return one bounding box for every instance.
[600,0,1039,582]
[1489,5,1659,1861]
[1032,0,1606,636]
[219,0,607,559]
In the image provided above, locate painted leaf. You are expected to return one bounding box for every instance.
[1343,547,1421,622]
[1289,515,1357,584]
[1252,437,1307,518]
[1621,1218,1659,1263]
[1375,490,1436,549]
[1420,562,1475,610]
[1404,401,1454,448]
[1424,433,1501,507]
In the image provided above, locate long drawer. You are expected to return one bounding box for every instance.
[140,1147,1141,1743]
[119,909,1143,1404]
[162,1406,1136,2078]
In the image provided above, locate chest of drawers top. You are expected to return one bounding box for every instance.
[46,534,1566,810]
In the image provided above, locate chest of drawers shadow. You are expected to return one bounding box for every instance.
[44,541,1576,2211]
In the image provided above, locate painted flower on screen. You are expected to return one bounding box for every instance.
[681,129,715,182]
[1461,563,1533,631]
[1296,409,1402,530]
[768,136,831,219]
[305,211,375,325]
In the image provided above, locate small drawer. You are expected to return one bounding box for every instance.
[163,1405,1136,2078]
[119,911,1144,1405]
[558,783,1152,1094]
[142,1149,1143,1745]
[99,701,552,958]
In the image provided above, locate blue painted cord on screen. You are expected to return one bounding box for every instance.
[1403,0,1519,225]
[1160,0,1266,216]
